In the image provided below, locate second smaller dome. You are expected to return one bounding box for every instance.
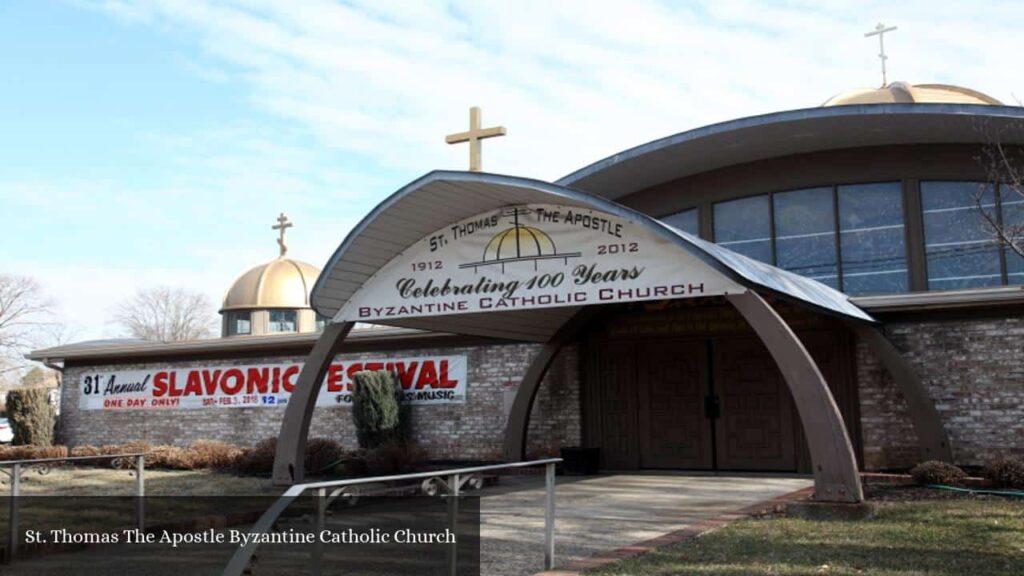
[822,82,1002,107]
[221,257,321,312]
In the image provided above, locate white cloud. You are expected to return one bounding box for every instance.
[82,0,1024,182]
[21,0,1024,341]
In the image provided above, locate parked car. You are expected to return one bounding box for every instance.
[0,418,13,444]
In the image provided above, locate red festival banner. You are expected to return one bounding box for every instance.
[78,355,467,411]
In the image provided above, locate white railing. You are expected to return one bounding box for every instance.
[222,458,562,576]
[0,452,148,563]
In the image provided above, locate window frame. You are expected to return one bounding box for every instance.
[706,181,908,294]
[315,313,329,332]
[225,310,252,336]
[656,177,1023,296]
[918,179,1011,289]
[268,309,299,333]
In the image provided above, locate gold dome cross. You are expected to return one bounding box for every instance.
[865,23,898,87]
[273,212,293,257]
[445,106,506,172]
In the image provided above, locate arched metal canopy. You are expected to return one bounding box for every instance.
[311,170,873,343]
[278,170,884,501]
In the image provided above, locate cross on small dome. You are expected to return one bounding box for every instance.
[272,212,293,257]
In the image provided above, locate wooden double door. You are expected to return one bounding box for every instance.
[594,337,802,471]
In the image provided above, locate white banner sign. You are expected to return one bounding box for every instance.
[339,204,742,323]
[78,355,467,411]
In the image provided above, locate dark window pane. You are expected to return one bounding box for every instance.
[774,187,838,289]
[1003,188,1024,285]
[713,195,771,263]
[839,182,908,295]
[269,310,298,333]
[922,181,1002,290]
[226,311,251,336]
[661,208,698,236]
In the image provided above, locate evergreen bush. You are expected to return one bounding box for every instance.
[351,370,405,450]
[7,385,55,447]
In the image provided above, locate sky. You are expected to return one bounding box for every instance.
[2,0,1023,344]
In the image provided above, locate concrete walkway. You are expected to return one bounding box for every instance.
[480,474,811,575]
[2,473,810,575]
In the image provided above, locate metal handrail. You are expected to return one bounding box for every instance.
[0,452,150,466]
[222,457,562,576]
[294,457,561,492]
[2,451,149,563]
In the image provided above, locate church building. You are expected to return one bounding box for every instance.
[29,81,1024,491]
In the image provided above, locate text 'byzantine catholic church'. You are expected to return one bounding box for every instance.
[220,213,324,337]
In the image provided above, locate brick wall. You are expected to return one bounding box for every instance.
[857,316,1024,470]
[60,315,1023,472]
[59,342,581,462]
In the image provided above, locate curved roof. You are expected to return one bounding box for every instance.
[558,104,1024,200]
[222,257,321,312]
[312,171,872,342]
[823,82,1002,107]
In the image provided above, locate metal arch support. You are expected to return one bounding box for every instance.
[726,291,864,503]
[852,325,953,462]
[503,309,596,462]
[273,321,355,486]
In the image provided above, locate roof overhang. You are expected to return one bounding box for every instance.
[312,171,873,343]
[558,104,1024,199]
[24,326,462,364]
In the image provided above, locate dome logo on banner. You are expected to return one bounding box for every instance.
[338,204,744,323]
[464,207,581,272]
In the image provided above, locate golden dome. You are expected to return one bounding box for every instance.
[221,257,321,312]
[483,226,556,261]
[822,82,1002,107]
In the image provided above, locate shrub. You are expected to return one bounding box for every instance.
[0,445,26,460]
[149,445,195,470]
[70,445,102,458]
[0,444,68,461]
[188,440,244,470]
[334,453,370,477]
[7,387,55,446]
[101,440,153,455]
[910,460,967,486]
[984,456,1024,489]
[352,370,404,450]
[32,445,68,459]
[97,441,153,469]
[233,437,277,475]
[305,438,345,475]
[363,440,427,476]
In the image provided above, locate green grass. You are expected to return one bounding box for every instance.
[0,467,284,539]
[10,465,279,496]
[590,500,1024,576]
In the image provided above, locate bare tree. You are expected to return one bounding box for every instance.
[112,286,216,341]
[976,123,1024,258]
[0,274,57,375]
